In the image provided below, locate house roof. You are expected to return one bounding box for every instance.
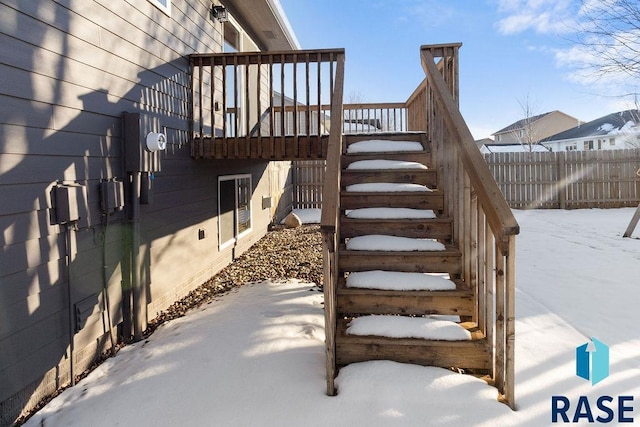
[482,143,550,153]
[493,111,555,135]
[542,109,640,142]
[493,110,581,135]
[222,0,300,51]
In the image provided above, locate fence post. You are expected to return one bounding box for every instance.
[556,151,567,209]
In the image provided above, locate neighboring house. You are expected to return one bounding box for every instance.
[492,110,582,146]
[0,0,299,423]
[475,137,493,152]
[480,143,550,154]
[541,110,640,151]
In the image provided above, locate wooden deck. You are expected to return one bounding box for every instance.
[189,44,518,409]
[191,135,329,160]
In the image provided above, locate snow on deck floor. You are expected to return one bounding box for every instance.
[23,208,640,427]
[347,159,428,170]
[346,315,471,340]
[346,207,436,219]
[347,139,423,153]
[346,182,432,192]
[346,235,446,251]
[346,270,456,291]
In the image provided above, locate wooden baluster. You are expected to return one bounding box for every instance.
[305,52,311,157]
[316,52,322,157]
[222,55,228,157]
[505,236,516,409]
[210,59,215,157]
[233,55,239,157]
[269,55,274,159]
[280,54,286,158]
[292,53,298,158]
[198,57,204,156]
[256,53,262,158]
[244,55,250,156]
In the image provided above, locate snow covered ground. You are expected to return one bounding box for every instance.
[24,208,640,426]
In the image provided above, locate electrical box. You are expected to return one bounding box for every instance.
[53,183,87,224]
[74,294,98,332]
[100,180,124,213]
[262,196,273,210]
[123,112,163,173]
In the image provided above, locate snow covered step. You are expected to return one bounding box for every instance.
[340,190,444,211]
[347,139,424,153]
[341,169,437,188]
[346,207,436,219]
[346,271,457,291]
[344,131,425,146]
[346,235,445,252]
[338,244,462,275]
[340,216,452,240]
[347,159,428,170]
[337,276,474,317]
[347,315,471,340]
[346,183,432,193]
[335,319,489,370]
[342,151,431,168]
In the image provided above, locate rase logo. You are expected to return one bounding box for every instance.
[576,337,609,386]
[551,337,635,424]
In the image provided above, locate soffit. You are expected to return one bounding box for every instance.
[221,0,300,51]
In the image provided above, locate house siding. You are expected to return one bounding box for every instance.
[493,112,580,145]
[0,1,291,424]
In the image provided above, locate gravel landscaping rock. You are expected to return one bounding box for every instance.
[147,224,323,333]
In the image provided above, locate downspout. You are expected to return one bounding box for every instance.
[130,171,145,341]
[122,112,149,342]
[123,171,144,342]
[63,222,75,386]
[101,210,117,355]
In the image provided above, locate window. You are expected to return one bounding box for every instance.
[584,140,594,150]
[610,138,615,146]
[218,174,252,248]
[148,0,171,16]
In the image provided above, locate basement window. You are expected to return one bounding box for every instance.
[218,174,252,248]
[148,0,171,16]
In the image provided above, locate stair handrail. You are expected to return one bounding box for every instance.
[421,44,517,409]
[320,51,345,234]
[421,47,519,241]
[319,50,345,396]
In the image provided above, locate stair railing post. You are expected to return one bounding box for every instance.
[320,50,345,396]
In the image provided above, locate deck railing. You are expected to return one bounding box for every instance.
[342,103,408,133]
[189,49,344,160]
[420,43,518,409]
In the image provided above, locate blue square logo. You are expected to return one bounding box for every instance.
[576,337,609,386]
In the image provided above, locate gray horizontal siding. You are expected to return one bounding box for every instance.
[0,0,281,421]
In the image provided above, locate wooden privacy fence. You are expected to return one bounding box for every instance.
[485,149,640,209]
[292,160,325,208]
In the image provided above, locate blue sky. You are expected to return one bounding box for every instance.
[278,0,638,139]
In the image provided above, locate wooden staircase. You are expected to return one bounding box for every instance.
[320,44,518,409]
[332,131,492,372]
[188,43,517,407]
